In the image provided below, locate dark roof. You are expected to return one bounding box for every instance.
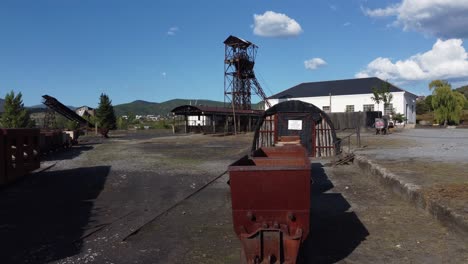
[223,35,256,48]
[269,77,417,99]
[171,105,263,116]
[76,106,94,110]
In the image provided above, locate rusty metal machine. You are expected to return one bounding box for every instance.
[0,129,40,185]
[228,100,340,263]
[229,145,310,263]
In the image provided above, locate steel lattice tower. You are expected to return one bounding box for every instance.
[224,35,270,110]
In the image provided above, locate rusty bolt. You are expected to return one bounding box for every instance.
[246,211,256,221]
[287,212,296,222]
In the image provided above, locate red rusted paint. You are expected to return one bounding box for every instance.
[252,146,308,159]
[229,145,310,263]
[1,129,40,184]
[0,130,5,184]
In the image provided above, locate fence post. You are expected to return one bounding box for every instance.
[356,114,361,148]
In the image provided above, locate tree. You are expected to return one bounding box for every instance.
[370,87,381,111]
[116,116,128,130]
[393,113,407,123]
[424,95,434,112]
[0,91,33,128]
[429,80,466,126]
[416,100,430,114]
[96,93,116,137]
[381,84,393,113]
[371,80,393,115]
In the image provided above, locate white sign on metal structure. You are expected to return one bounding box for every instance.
[288,120,303,130]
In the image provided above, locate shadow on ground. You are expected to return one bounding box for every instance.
[0,166,110,263]
[298,163,369,263]
[41,144,96,162]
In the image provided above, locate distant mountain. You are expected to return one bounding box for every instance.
[455,85,468,98]
[114,99,264,116]
[114,99,224,116]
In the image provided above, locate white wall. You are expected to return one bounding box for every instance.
[267,91,417,123]
[187,115,211,126]
[404,93,418,124]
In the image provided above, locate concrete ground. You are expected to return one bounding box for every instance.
[351,128,468,236]
[0,129,466,263]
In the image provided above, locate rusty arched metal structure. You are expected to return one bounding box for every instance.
[251,100,339,157]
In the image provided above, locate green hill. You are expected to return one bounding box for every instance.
[114,99,264,116]
[113,99,225,116]
[455,85,468,98]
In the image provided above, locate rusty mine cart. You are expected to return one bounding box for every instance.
[228,101,339,263]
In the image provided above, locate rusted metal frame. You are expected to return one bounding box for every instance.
[239,226,303,263]
[229,145,310,263]
[1,129,40,184]
[324,120,330,157]
[311,121,316,157]
[317,120,322,157]
[251,100,338,156]
[42,95,90,128]
[0,130,5,184]
[274,114,279,144]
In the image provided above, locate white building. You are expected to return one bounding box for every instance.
[75,106,95,117]
[267,77,418,124]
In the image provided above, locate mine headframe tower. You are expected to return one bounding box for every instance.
[224,35,270,110]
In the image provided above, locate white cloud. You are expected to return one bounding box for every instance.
[161,72,167,78]
[355,39,468,82]
[330,5,337,11]
[167,26,179,36]
[364,4,399,17]
[253,11,303,37]
[304,58,327,70]
[364,0,468,38]
[343,22,351,27]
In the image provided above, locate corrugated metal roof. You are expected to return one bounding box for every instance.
[269,77,417,99]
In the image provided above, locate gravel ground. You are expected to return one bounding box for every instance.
[80,162,468,264]
[355,128,468,162]
[1,129,466,263]
[0,130,252,264]
[352,128,468,234]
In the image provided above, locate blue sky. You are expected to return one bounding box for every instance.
[1,0,468,107]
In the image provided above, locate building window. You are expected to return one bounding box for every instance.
[363,104,374,112]
[322,106,330,113]
[384,103,393,115]
[345,105,355,112]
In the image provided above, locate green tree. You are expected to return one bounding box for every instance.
[429,80,466,126]
[371,80,393,115]
[0,91,33,128]
[393,113,407,123]
[96,93,116,137]
[116,116,128,130]
[66,120,80,130]
[424,95,434,112]
[416,100,430,114]
[370,87,381,111]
